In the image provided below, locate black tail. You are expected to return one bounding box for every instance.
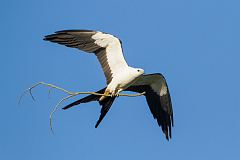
[95,96,116,128]
[62,88,106,110]
[62,87,116,128]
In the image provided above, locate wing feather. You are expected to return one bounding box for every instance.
[126,73,173,140]
[44,30,129,84]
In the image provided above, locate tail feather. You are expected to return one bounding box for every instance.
[62,87,116,128]
[62,88,106,110]
[95,96,116,128]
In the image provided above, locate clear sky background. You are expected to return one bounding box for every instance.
[1,0,239,159]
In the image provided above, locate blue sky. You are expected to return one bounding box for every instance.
[1,0,239,159]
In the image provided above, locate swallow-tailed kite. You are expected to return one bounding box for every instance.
[44,30,173,140]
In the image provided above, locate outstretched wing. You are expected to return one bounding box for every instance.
[126,73,173,140]
[44,30,129,84]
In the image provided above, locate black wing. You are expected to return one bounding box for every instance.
[126,73,173,140]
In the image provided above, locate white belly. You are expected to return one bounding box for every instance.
[107,68,141,92]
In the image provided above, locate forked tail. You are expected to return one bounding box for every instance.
[62,87,116,128]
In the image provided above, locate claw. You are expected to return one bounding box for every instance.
[99,89,112,101]
[111,92,115,97]
[115,89,122,97]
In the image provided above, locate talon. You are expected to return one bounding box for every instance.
[115,89,122,97]
[99,89,112,101]
[105,90,111,96]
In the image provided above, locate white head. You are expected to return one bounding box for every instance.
[134,68,144,76]
[127,67,144,80]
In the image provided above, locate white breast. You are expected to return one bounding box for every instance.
[114,68,140,89]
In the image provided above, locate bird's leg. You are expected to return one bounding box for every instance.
[115,89,123,97]
[99,89,112,101]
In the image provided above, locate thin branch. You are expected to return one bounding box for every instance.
[19,82,145,102]
[49,94,76,134]
[19,81,145,133]
[48,87,54,99]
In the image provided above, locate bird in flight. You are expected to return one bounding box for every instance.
[44,30,173,140]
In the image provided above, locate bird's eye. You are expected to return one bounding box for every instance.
[137,69,140,72]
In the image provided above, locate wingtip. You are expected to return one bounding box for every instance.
[171,114,174,127]
[164,130,170,141]
[43,35,52,41]
[43,37,48,41]
[43,31,66,41]
[166,136,169,141]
